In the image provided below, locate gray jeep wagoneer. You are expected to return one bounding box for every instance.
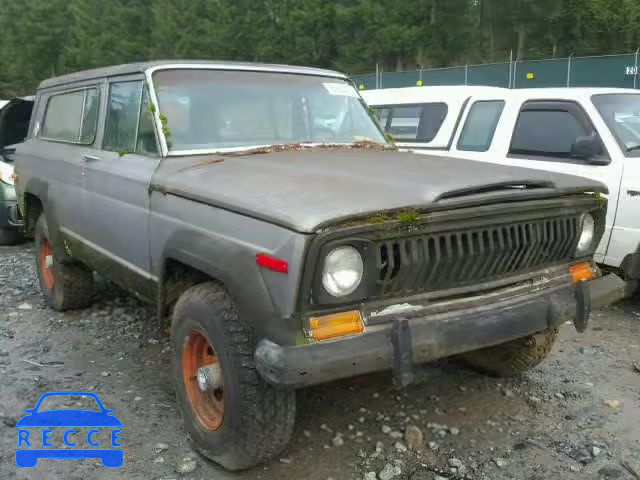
[14,61,623,470]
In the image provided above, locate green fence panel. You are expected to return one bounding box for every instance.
[514,59,568,88]
[380,70,421,88]
[352,73,377,90]
[570,55,637,88]
[353,53,640,90]
[419,67,466,86]
[467,63,510,87]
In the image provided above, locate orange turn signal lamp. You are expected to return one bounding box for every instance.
[309,310,364,342]
[570,262,595,284]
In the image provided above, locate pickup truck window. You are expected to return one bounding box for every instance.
[151,69,387,152]
[457,100,504,152]
[373,103,447,142]
[592,93,640,157]
[40,88,99,144]
[509,101,603,161]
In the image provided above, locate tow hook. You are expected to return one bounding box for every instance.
[391,318,413,387]
[573,281,591,333]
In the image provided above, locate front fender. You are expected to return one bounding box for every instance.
[150,192,310,345]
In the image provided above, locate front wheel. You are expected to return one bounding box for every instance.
[34,214,93,311]
[171,282,296,471]
[459,328,559,377]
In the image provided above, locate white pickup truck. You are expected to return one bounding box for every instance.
[362,86,640,289]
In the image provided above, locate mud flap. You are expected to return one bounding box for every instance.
[391,318,414,387]
[573,281,591,333]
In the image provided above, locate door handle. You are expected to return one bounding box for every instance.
[82,154,101,162]
[628,189,640,198]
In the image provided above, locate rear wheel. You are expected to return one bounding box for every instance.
[459,328,559,377]
[34,214,93,311]
[171,282,296,471]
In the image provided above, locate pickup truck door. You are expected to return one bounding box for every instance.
[75,76,160,297]
[610,155,640,267]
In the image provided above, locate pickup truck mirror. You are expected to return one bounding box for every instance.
[571,135,606,163]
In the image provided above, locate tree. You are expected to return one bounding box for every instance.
[2,0,640,97]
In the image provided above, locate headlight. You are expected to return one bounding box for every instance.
[0,163,14,186]
[575,213,595,256]
[322,246,364,297]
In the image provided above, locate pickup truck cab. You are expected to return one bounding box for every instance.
[15,62,620,470]
[363,86,640,288]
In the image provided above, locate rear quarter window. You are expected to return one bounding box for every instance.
[457,100,505,152]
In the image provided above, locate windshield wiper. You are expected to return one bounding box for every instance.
[626,145,640,152]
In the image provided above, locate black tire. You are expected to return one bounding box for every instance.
[459,328,559,377]
[0,227,22,245]
[171,282,296,471]
[34,214,93,311]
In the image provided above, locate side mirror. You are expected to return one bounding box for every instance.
[571,135,605,162]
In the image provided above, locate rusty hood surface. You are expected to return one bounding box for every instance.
[151,149,607,233]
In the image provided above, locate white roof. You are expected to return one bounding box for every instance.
[0,100,8,110]
[361,85,640,106]
[361,85,507,105]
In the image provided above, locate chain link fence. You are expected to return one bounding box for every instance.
[353,52,640,90]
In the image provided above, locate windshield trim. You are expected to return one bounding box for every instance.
[145,66,372,157]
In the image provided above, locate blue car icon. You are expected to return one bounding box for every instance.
[15,391,123,468]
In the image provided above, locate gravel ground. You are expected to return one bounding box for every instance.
[1,242,639,480]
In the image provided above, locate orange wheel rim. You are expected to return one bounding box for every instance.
[39,239,54,290]
[182,330,224,430]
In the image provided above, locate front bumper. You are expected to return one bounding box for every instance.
[256,274,620,389]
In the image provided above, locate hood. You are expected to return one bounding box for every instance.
[152,149,607,233]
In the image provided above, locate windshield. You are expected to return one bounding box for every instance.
[592,93,640,156]
[151,69,387,153]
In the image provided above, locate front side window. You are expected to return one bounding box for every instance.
[103,81,144,153]
[40,88,99,144]
[79,89,99,144]
[373,103,448,142]
[592,93,640,156]
[457,100,504,152]
[151,69,387,152]
[136,88,159,156]
[511,109,587,157]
